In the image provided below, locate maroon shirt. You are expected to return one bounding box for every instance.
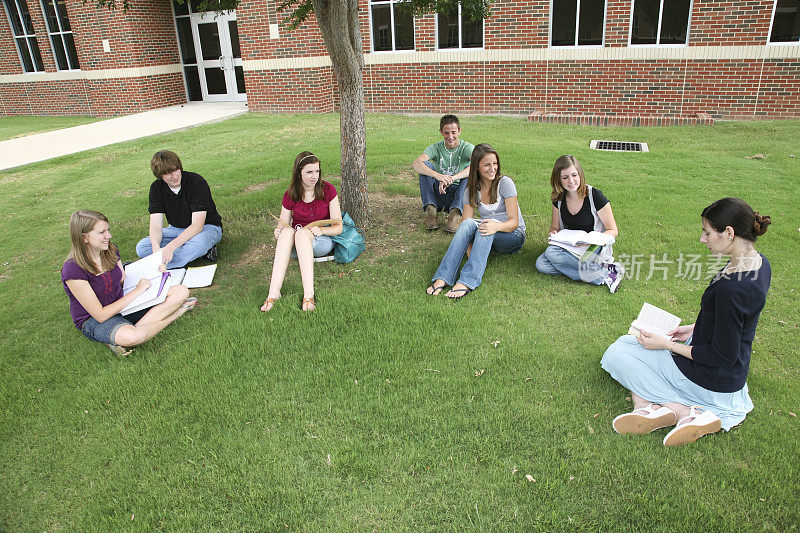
[281,181,337,227]
[62,256,123,329]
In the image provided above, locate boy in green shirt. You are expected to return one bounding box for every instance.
[412,115,474,232]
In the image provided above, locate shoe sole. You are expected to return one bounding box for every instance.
[106,343,132,357]
[663,419,722,446]
[613,412,677,434]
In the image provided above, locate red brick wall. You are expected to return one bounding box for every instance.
[242,0,799,120]
[604,0,632,46]
[2,0,800,119]
[688,0,774,45]
[245,67,334,112]
[486,0,550,48]
[1,0,185,116]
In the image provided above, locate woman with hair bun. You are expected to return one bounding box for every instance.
[601,198,772,446]
[261,151,342,312]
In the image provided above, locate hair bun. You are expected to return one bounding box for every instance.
[753,212,771,237]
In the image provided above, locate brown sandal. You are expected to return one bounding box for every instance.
[302,297,316,311]
[260,296,279,312]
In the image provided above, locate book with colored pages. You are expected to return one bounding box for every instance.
[548,229,615,261]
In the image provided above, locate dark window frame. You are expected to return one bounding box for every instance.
[40,0,79,70]
[629,0,693,46]
[3,0,45,72]
[437,2,484,50]
[769,0,800,43]
[550,0,607,47]
[369,0,415,52]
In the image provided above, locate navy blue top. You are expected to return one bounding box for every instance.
[673,254,771,393]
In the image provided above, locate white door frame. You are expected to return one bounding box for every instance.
[189,10,246,102]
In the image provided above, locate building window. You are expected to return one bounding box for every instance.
[551,0,605,46]
[438,3,483,49]
[3,0,44,72]
[41,0,78,70]
[172,1,202,101]
[770,0,800,43]
[630,0,691,45]
[370,0,414,51]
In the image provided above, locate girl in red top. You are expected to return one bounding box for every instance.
[261,152,343,312]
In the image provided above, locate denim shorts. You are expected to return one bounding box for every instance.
[80,308,147,344]
[291,235,335,258]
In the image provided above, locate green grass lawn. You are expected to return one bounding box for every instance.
[0,115,102,141]
[1,114,798,530]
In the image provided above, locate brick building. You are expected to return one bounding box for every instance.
[1,0,799,119]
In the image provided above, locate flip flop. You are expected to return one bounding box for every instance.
[446,287,471,300]
[181,297,198,311]
[302,297,316,311]
[426,280,446,295]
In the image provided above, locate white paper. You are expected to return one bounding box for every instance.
[182,264,217,288]
[122,251,163,293]
[121,251,175,315]
[628,302,681,339]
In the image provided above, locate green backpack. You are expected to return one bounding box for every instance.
[331,212,365,264]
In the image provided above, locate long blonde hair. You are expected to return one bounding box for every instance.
[67,210,118,274]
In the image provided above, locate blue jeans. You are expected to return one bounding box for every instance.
[136,224,222,269]
[419,161,468,213]
[535,244,605,285]
[432,219,525,290]
[290,235,334,258]
[81,308,148,344]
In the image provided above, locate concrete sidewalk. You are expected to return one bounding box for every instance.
[0,102,248,171]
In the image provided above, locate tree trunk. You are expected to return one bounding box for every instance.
[312,0,368,227]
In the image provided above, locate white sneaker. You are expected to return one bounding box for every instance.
[604,263,624,293]
[663,407,722,446]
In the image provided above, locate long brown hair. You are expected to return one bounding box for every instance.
[467,143,501,209]
[288,151,324,202]
[67,210,119,274]
[550,155,588,202]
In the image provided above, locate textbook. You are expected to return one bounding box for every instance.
[121,251,177,315]
[628,303,681,339]
[548,229,614,261]
[121,254,218,315]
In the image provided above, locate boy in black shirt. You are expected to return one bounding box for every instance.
[135,150,222,269]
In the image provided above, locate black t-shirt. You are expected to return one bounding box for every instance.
[672,256,771,393]
[148,171,222,229]
[552,187,609,232]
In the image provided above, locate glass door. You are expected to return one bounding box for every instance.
[187,9,246,102]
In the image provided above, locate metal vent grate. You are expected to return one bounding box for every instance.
[590,140,649,152]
